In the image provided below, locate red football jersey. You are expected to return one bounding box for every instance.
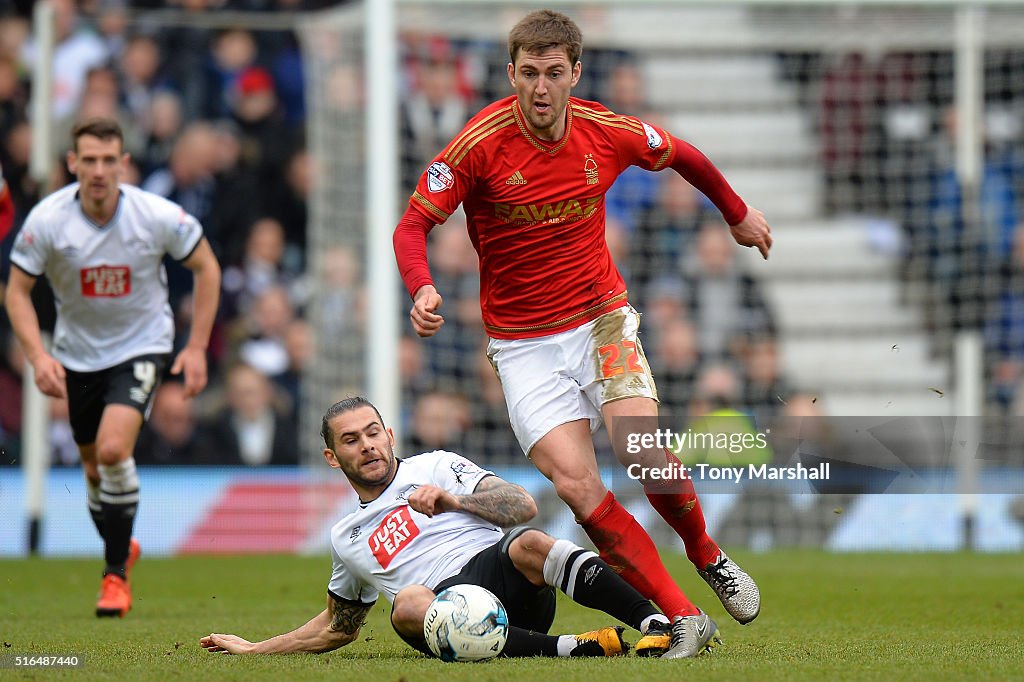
[402,95,731,339]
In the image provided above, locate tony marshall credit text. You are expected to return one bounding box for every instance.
[627,462,832,483]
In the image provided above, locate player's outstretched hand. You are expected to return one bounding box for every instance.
[408,484,460,517]
[170,345,209,398]
[410,285,445,338]
[32,353,66,399]
[200,633,256,655]
[729,205,773,260]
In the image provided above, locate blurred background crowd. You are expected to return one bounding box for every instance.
[1,1,1022,470]
[0,0,330,466]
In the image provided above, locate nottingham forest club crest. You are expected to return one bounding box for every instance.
[584,154,599,186]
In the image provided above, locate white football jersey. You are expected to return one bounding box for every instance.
[10,183,204,372]
[327,451,503,606]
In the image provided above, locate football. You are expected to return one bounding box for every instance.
[422,584,509,662]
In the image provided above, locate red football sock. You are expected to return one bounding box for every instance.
[644,449,720,568]
[580,491,698,618]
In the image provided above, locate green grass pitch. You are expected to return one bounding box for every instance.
[1,551,1022,680]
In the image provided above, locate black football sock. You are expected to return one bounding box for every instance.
[98,459,139,579]
[542,538,661,631]
[500,626,559,657]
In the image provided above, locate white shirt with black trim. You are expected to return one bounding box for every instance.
[327,450,502,606]
[10,183,204,372]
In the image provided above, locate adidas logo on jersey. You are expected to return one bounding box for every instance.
[505,170,527,185]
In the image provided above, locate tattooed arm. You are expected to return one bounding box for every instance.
[407,475,538,527]
[200,594,373,655]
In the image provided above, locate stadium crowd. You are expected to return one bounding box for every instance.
[1,1,802,468]
[809,50,1024,413]
[0,0,322,465]
[12,2,1019,466]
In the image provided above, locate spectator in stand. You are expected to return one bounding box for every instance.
[0,55,27,144]
[231,65,298,205]
[142,122,221,307]
[118,33,169,143]
[465,342,520,463]
[689,363,743,419]
[740,335,791,419]
[318,245,363,340]
[266,26,306,127]
[137,90,184,177]
[817,52,880,214]
[682,362,772,469]
[680,221,776,362]
[397,334,430,406]
[94,2,129,56]
[323,62,364,114]
[641,275,689,337]
[603,60,660,234]
[157,1,212,122]
[49,395,79,467]
[19,0,109,120]
[273,318,314,424]
[316,242,365,395]
[229,284,296,378]
[134,381,207,466]
[399,40,470,192]
[419,215,481,392]
[143,122,219,247]
[170,290,226,386]
[650,316,700,417]
[57,66,142,157]
[203,28,260,120]
[198,362,298,466]
[2,121,44,225]
[406,389,471,455]
[207,120,261,264]
[632,174,708,305]
[985,223,1024,409]
[221,217,302,318]
[927,105,1019,330]
[0,14,29,64]
[264,147,311,258]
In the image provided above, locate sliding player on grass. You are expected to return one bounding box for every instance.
[201,397,711,659]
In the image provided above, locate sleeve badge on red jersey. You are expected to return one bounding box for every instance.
[426,161,455,193]
[641,121,664,150]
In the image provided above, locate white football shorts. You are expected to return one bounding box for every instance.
[485,305,659,456]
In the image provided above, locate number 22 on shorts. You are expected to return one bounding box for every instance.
[598,340,642,378]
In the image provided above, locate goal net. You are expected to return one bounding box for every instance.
[299,2,1024,551]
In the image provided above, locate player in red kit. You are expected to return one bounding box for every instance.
[393,10,771,658]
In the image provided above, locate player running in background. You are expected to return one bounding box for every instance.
[201,397,708,659]
[5,118,221,617]
[393,9,770,656]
